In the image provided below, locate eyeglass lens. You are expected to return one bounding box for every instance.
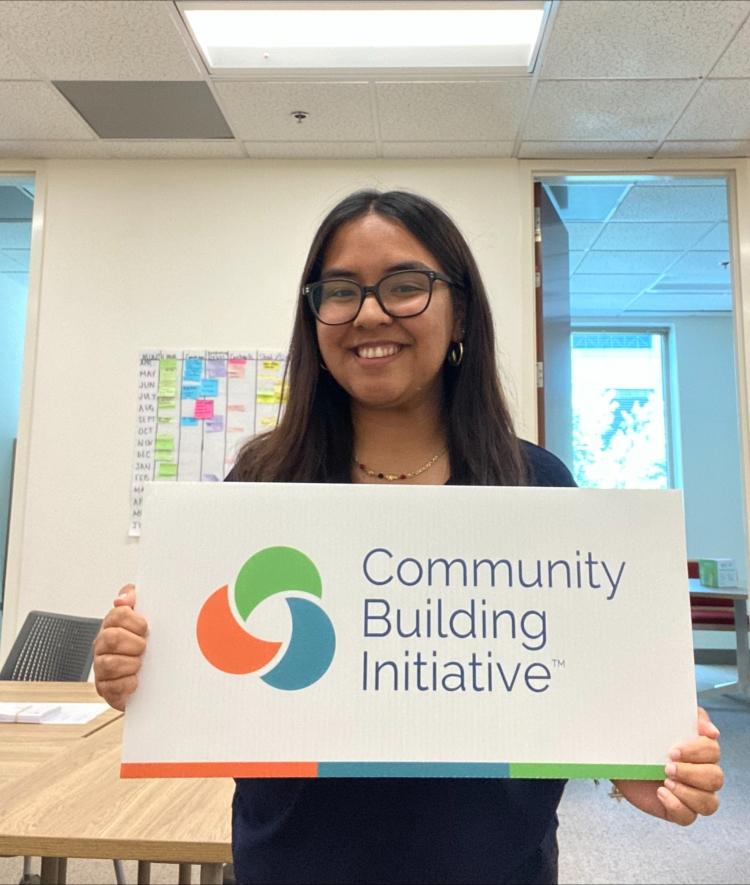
[310,270,433,324]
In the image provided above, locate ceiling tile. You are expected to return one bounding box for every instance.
[569,251,585,274]
[2,248,29,270]
[570,274,657,295]
[594,222,714,251]
[611,185,728,222]
[657,140,750,157]
[381,141,513,158]
[102,140,244,159]
[577,251,683,275]
[570,292,635,314]
[0,140,106,158]
[627,290,732,312]
[0,1,201,80]
[540,0,750,79]
[0,82,93,139]
[244,142,377,159]
[671,79,750,139]
[711,14,750,77]
[564,222,605,252]
[0,222,32,249]
[214,81,375,141]
[520,141,657,158]
[525,80,695,141]
[0,31,38,78]
[667,251,731,279]
[693,223,730,250]
[0,250,26,271]
[376,80,530,142]
[0,271,28,291]
[55,81,232,139]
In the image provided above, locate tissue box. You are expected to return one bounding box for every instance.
[699,558,738,588]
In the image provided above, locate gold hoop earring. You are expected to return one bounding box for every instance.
[447,341,464,367]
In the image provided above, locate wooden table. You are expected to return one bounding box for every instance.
[0,683,233,884]
[0,682,121,787]
[689,579,750,703]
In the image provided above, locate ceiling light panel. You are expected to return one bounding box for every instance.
[180,2,547,72]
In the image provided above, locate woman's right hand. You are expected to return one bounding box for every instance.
[93,584,149,711]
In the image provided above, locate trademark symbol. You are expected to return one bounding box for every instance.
[552,658,566,669]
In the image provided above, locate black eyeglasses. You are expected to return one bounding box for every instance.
[303,269,453,326]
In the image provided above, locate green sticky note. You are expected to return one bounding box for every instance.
[158,397,177,410]
[160,358,178,372]
[154,451,173,462]
[155,435,174,451]
[158,384,177,398]
[156,462,178,478]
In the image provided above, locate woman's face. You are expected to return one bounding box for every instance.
[315,213,460,412]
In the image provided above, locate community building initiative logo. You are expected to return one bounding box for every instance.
[196,546,336,691]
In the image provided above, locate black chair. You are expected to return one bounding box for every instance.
[1,611,128,885]
[0,610,101,681]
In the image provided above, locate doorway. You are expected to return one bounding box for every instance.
[534,173,747,594]
[0,176,34,626]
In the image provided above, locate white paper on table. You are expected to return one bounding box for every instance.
[0,702,109,724]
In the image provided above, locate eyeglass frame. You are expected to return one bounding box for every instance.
[303,269,455,326]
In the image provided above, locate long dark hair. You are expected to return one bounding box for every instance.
[234,190,526,486]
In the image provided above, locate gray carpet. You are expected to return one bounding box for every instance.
[1,665,747,885]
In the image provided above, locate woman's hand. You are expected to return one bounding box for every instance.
[93,584,148,711]
[612,707,723,825]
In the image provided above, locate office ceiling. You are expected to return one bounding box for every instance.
[0,0,748,160]
[543,177,732,315]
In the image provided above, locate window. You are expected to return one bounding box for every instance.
[571,330,673,489]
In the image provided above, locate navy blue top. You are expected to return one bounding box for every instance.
[228,440,576,885]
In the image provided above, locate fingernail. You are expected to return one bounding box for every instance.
[117,588,130,597]
[665,762,677,777]
[664,778,676,791]
[669,748,682,761]
[709,725,720,738]
[657,787,670,801]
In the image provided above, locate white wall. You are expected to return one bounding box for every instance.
[0,158,528,653]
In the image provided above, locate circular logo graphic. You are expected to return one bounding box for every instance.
[196,546,336,691]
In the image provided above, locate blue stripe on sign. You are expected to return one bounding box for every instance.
[317,763,511,778]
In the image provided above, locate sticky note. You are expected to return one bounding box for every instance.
[257,392,277,404]
[184,358,203,381]
[154,450,173,462]
[155,435,174,451]
[181,417,199,427]
[206,416,224,433]
[195,399,214,420]
[157,462,178,479]
[227,403,246,412]
[228,359,246,379]
[206,360,227,379]
[158,384,177,398]
[182,384,200,400]
[263,360,280,370]
[158,397,177,410]
[200,379,219,398]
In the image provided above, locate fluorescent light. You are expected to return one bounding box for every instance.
[182,3,547,71]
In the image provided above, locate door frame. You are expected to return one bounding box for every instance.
[0,160,47,655]
[518,157,750,582]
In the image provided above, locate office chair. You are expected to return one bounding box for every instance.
[1,611,127,885]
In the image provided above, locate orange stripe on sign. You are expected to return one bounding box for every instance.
[120,762,318,779]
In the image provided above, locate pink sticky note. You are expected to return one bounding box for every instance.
[194,399,215,420]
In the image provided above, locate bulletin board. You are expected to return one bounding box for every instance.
[129,350,287,536]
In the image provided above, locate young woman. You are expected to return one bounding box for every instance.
[94,190,723,885]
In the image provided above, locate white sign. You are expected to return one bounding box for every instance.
[122,482,697,780]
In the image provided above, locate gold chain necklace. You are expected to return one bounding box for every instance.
[355,449,446,482]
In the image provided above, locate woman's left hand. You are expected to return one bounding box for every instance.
[612,707,723,825]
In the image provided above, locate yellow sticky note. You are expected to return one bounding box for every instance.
[263,360,280,370]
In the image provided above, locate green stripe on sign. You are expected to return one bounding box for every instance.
[510,763,665,780]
